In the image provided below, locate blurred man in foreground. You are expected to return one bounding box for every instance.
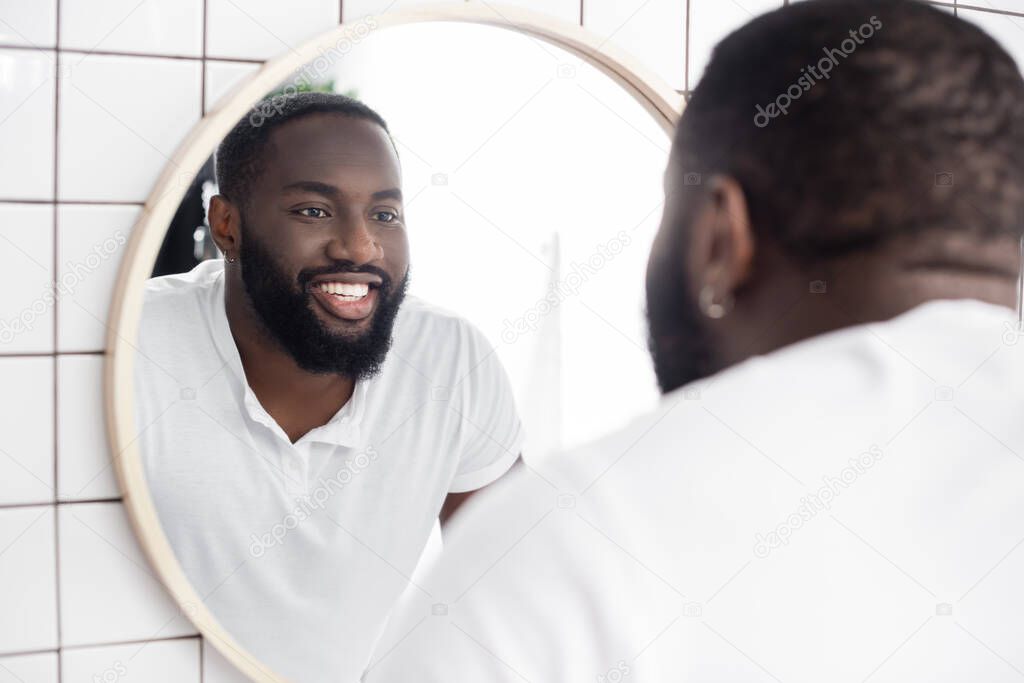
[366,0,1024,680]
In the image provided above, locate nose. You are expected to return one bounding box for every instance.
[325,212,383,265]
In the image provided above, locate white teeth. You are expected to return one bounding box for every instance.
[317,282,369,299]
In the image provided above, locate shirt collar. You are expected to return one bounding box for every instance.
[204,263,367,448]
[662,297,1017,406]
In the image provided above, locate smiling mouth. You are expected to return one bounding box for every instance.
[308,278,381,322]
[314,280,372,300]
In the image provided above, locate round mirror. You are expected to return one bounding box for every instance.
[106,6,680,682]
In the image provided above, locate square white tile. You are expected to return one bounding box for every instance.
[0,0,56,48]
[204,60,261,114]
[206,0,340,60]
[959,7,1024,73]
[58,502,197,647]
[583,0,686,90]
[56,204,138,353]
[57,355,117,502]
[0,204,55,354]
[0,651,57,683]
[61,637,200,683]
[57,52,201,202]
[0,49,55,201]
[0,357,54,506]
[688,0,783,88]
[59,0,203,57]
[0,506,57,655]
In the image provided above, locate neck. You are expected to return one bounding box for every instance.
[224,276,355,443]
[719,236,1020,369]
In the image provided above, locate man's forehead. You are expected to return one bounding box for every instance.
[261,115,401,184]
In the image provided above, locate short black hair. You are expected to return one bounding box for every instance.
[215,91,392,207]
[676,0,1024,262]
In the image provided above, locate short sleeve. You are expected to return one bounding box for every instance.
[447,322,525,493]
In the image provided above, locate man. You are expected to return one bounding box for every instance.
[367,1,1024,681]
[134,93,523,682]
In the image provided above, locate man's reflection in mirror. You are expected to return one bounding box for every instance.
[134,92,524,683]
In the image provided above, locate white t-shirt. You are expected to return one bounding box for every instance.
[368,298,1024,683]
[133,259,523,683]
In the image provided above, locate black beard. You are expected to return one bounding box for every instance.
[238,231,408,379]
[645,243,717,394]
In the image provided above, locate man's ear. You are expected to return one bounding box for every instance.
[208,194,241,260]
[686,175,755,301]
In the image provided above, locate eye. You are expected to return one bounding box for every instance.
[295,207,329,219]
[373,210,400,224]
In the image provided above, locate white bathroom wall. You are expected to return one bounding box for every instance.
[0,0,1019,681]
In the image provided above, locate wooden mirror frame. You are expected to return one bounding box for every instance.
[103,3,682,680]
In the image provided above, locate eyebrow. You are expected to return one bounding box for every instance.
[371,188,403,202]
[281,180,403,202]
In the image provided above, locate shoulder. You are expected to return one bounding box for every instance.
[142,259,222,307]
[138,260,222,350]
[391,295,497,362]
[394,295,484,337]
[143,259,223,312]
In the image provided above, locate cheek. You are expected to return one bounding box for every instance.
[257,220,307,259]
[283,245,316,273]
[378,229,410,265]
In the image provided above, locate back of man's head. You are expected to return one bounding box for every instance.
[681,0,1024,260]
[646,0,1024,393]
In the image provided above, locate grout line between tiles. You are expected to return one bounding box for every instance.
[52,0,64,678]
[0,634,203,662]
[684,0,690,92]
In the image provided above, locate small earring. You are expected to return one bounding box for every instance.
[699,284,733,319]
[225,254,237,264]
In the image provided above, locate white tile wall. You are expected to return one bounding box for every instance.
[0,1,1018,681]
[61,637,200,683]
[959,6,1024,70]
[584,0,687,90]
[0,49,56,201]
[204,60,262,114]
[57,53,201,203]
[59,0,204,58]
[57,355,116,502]
[341,0,450,21]
[202,644,250,683]
[206,0,340,60]
[975,0,1024,11]
[344,0,580,24]
[0,0,56,48]
[688,0,784,87]
[0,507,57,655]
[0,204,55,354]
[481,0,581,23]
[0,651,58,683]
[56,205,138,353]
[0,357,54,506]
